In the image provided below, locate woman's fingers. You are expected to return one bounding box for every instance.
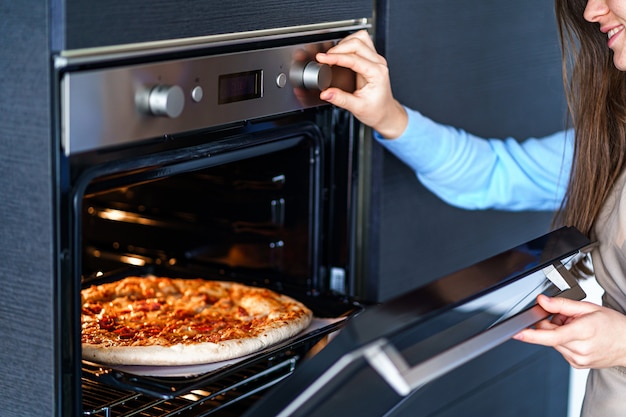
[329,30,377,55]
[536,294,599,316]
[513,296,599,346]
[316,51,386,87]
[314,30,408,138]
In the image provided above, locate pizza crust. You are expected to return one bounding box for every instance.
[83,320,307,366]
[81,276,312,366]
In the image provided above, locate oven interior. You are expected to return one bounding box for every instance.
[73,112,362,415]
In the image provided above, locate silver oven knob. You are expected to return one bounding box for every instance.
[290,61,333,90]
[146,85,185,118]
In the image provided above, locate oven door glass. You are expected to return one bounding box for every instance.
[242,226,590,417]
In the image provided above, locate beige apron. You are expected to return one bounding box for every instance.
[580,169,626,417]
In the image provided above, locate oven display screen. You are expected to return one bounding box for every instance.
[218,70,263,104]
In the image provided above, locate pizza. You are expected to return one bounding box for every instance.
[81,275,313,366]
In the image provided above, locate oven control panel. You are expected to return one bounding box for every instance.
[60,40,355,156]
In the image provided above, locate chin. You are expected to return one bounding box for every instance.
[613,56,626,72]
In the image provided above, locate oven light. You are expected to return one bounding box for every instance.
[272,174,286,184]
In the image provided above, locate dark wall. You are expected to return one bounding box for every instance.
[371,0,567,302]
[0,1,57,416]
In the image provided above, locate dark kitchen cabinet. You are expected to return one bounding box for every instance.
[2,2,374,416]
[1,0,573,416]
[0,2,57,417]
[53,0,372,50]
[364,1,572,416]
[368,0,566,301]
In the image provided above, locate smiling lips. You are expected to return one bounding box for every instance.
[608,25,624,41]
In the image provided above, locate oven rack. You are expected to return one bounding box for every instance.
[81,309,359,415]
[79,267,364,412]
[81,318,338,399]
[83,356,297,417]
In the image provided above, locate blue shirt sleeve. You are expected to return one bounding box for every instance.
[374,107,573,211]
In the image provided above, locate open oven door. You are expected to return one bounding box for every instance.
[242,226,591,417]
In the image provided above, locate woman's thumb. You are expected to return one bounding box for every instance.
[536,294,597,316]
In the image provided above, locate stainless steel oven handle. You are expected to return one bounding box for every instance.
[363,262,585,397]
[363,303,549,396]
[276,261,586,415]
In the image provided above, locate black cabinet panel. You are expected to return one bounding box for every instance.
[0,2,57,417]
[58,0,372,50]
[372,0,566,302]
[368,2,572,417]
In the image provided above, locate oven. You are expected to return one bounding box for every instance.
[34,6,590,417]
[55,20,371,416]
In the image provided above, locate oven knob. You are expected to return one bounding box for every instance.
[147,85,185,118]
[290,61,332,90]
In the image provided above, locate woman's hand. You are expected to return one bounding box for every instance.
[315,30,408,139]
[514,294,626,369]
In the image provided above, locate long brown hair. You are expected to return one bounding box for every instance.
[554,0,626,236]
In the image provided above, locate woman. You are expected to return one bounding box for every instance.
[316,1,626,415]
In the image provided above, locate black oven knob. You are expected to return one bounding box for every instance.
[145,84,185,118]
[290,61,332,90]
